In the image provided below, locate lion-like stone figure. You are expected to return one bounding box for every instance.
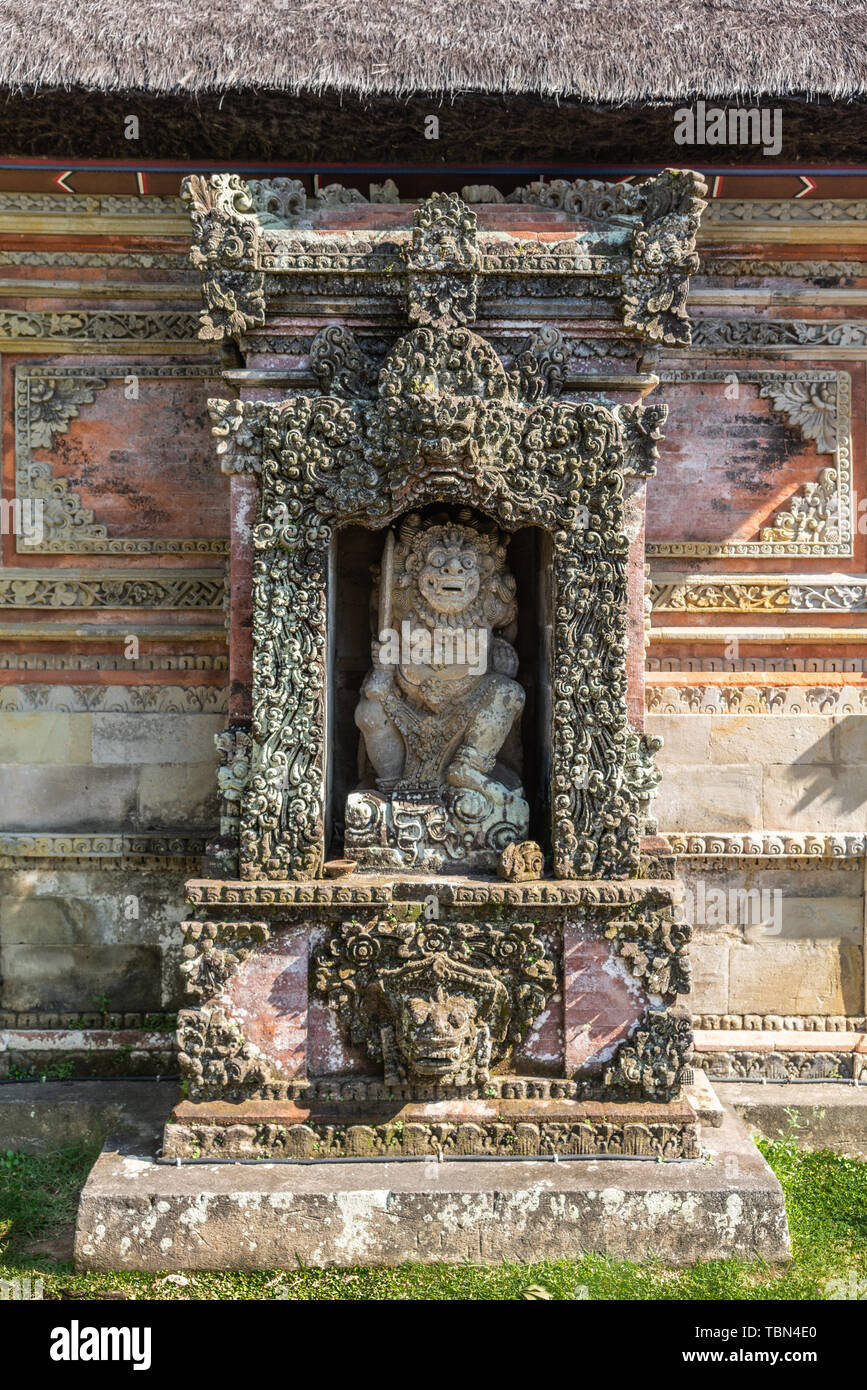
[347,509,530,872]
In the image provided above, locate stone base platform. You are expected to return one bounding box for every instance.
[74,1106,791,1270]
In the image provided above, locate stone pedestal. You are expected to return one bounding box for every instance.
[162,871,698,1163]
[76,1104,791,1270]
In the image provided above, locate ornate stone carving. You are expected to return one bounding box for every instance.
[0,685,226,712]
[498,841,544,882]
[349,515,528,872]
[701,257,867,279]
[508,326,567,401]
[651,573,867,613]
[603,1009,693,1100]
[313,917,557,1087]
[606,912,691,1000]
[213,243,660,879]
[403,192,480,329]
[310,325,379,398]
[0,310,199,344]
[0,833,209,861]
[215,727,252,837]
[647,683,867,714]
[182,174,265,340]
[702,199,867,224]
[177,1004,274,1098]
[691,318,867,348]
[165,1113,699,1160]
[179,919,269,1002]
[758,379,838,454]
[621,170,706,346]
[667,832,867,859]
[185,876,679,908]
[761,467,839,545]
[0,571,224,610]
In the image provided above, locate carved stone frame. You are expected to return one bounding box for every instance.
[214,335,659,884]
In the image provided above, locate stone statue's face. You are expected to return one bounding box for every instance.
[394,985,480,1079]
[418,541,481,615]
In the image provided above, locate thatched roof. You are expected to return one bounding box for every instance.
[1,0,866,101]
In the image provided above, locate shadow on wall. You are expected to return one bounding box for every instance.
[790,717,867,818]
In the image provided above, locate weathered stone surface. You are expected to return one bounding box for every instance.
[0,944,162,1013]
[74,1106,790,1270]
[728,938,860,1016]
[645,714,710,763]
[0,766,139,831]
[0,1079,175,1152]
[654,765,763,830]
[762,764,867,832]
[92,712,225,765]
[137,762,219,826]
[707,715,834,765]
[0,712,92,765]
[688,938,730,1014]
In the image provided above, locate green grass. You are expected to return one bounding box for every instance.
[1,1133,865,1300]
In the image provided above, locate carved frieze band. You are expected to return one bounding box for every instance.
[0,570,225,609]
[647,684,867,714]
[650,574,867,611]
[0,311,201,345]
[0,833,211,860]
[649,370,852,558]
[0,653,228,671]
[0,685,227,712]
[14,365,227,555]
[668,832,867,859]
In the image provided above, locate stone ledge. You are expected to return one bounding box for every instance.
[0,1029,177,1079]
[718,1081,867,1158]
[0,1079,175,1153]
[693,1029,866,1082]
[74,1106,790,1270]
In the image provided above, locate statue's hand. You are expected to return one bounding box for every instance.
[491,635,519,677]
[364,637,394,699]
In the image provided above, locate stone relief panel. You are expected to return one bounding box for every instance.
[646,370,853,558]
[12,364,229,554]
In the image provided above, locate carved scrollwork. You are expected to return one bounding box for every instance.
[603,1009,694,1100]
[403,191,480,329]
[182,174,265,340]
[622,169,707,346]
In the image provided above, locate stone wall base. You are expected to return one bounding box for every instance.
[75,1105,790,1270]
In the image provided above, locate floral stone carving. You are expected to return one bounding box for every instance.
[313,918,557,1087]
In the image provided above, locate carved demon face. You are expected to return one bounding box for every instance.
[418,539,481,615]
[392,984,482,1080]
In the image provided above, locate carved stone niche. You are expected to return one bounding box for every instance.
[165,176,706,1164]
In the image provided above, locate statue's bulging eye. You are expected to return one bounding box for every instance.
[461,553,475,569]
[449,1011,468,1027]
[427,548,446,568]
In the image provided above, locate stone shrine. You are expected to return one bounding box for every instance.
[161,173,706,1174]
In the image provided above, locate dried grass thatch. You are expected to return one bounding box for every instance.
[0,0,865,101]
